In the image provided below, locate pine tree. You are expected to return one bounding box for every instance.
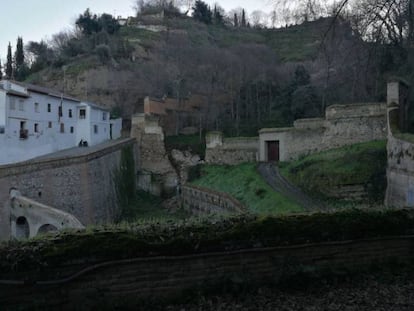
[6,43,12,79]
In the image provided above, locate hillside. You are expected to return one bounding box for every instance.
[25,14,371,135]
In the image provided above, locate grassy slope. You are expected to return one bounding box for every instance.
[279,140,387,203]
[190,163,303,215]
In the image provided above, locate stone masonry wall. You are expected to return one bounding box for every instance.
[385,109,414,207]
[0,138,136,239]
[1,236,413,309]
[259,103,387,162]
[181,184,246,215]
[205,132,258,165]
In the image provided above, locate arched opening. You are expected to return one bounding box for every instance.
[15,217,30,239]
[37,224,58,236]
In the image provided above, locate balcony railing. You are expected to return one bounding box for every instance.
[19,129,28,140]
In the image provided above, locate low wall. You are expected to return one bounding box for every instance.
[1,236,413,309]
[205,132,258,165]
[181,184,246,215]
[0,138,137,240]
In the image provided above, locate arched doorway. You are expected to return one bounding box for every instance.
[37,224,58,236]
[15,217,30,239]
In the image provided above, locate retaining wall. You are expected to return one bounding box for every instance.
[0,138,137,240]
[181,184,245,215]
[205,132,258,165]
[1,236,413,309]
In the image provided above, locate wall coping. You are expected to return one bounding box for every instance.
[0,138,136,178]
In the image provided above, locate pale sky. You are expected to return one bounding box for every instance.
[0,0,270,62]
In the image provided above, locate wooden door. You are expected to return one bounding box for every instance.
[267,141,279,162]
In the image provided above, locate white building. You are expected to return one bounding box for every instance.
[0,80,122,165]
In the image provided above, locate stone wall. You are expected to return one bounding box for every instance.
[1,236,413,309]
[181,184,246,215]
[205,131,258,165]
[131,114,178,196]
[0,138,136,240]
[384,80,414,208]
[259,102,387,162]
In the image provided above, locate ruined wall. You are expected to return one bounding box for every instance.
[181,184,246,215]
[0,139,136,239]
[205,131,258,165]
[1,236,413,309]
[131,114,178,196]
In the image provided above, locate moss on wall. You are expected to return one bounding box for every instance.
[114,145,137,220]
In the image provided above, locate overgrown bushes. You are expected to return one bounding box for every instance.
[1,208,414,273]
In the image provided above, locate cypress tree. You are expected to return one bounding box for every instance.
[15,37,25,81]
[241,9,246,27]
[234,13,238,27]
[6,43,12,79]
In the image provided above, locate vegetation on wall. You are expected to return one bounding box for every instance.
[280,140,387,204]
[1,208,414,273]
[114,145,137,220]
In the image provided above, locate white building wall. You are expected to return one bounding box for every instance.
[0,81,120,165]
[110,118,122,139]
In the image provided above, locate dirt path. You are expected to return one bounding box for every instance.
[257,162,324,211]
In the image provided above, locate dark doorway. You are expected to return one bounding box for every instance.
[267,141,280,162]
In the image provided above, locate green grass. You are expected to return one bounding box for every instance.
[279,140,387,203]
[190,163,303,215]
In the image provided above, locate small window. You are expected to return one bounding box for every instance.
[0,126,5,134]
[47,103,51,112]
[102,112,107,120]
[34,123,39,133]
[60,123,64,133]
[19,99,24,111]
[94,124,98,134]
[48,122,52,128]
[9,98,16,110]
[34,102,39,113]
[69,109,73,118]
[79,109,86,119]
[58,106,62,117]
[70,126,74,133]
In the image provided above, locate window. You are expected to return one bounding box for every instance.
[48,122,52,128]
[102,112,107,120]
[0,126,4,134]
[70,126,74,133]
[79,109,86,119]
[47,103,51,112]
[9,98,16,110]
[58,106,62,117]
[69,109,73,118]
[34,123,39,133]
[19,99,24,111]
[94,125,98,134]
[34,102,39,113]
[60,123,64,133]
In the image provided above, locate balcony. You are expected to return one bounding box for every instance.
[19,129,28,140]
